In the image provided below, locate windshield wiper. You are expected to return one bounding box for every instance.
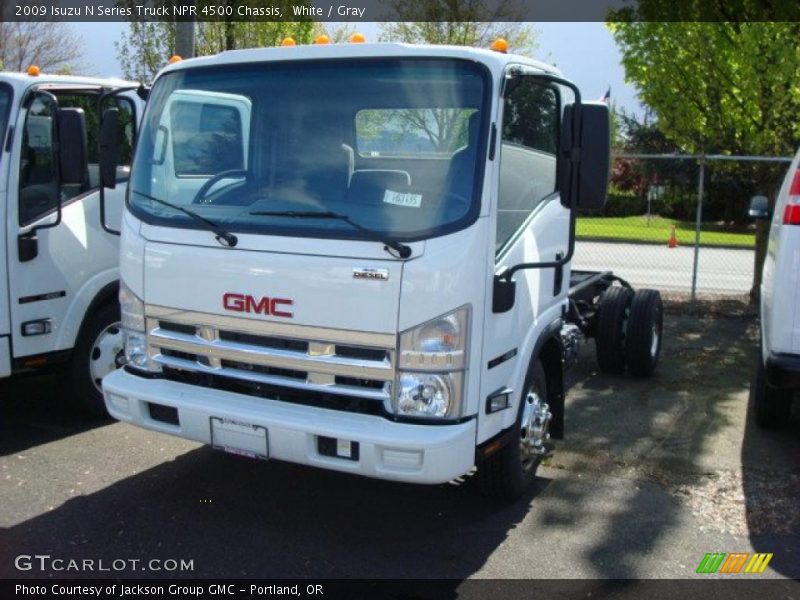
[132,190,238,248]
[249,210,412,259]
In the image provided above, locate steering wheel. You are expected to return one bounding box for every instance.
[191,169,250,205]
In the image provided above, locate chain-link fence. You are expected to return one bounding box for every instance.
[572,153,794,301]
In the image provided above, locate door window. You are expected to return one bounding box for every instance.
[496,78,559,254]
[19,95,59,225]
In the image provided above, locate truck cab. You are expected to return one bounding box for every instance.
[102,42,618,498]
[0,70,143,414]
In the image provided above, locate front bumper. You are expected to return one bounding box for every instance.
[766,351,800,389]
[103,369,477,484]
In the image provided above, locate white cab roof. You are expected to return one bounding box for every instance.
[157,42,562,80]
[0,71,137,99]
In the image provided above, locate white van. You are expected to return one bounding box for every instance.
[751,148,800,426]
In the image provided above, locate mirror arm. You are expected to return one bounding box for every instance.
[497,206,578,284]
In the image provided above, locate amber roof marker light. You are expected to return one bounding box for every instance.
[490,38,509,53]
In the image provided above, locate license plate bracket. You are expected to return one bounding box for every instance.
[210,417,269,460]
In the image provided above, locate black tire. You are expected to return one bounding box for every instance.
[595,286,634,374]
[624,289,663,377]
[69,302,123,417]
[753,347,792,428]
[478,361,549,501]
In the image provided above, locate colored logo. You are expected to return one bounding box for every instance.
[696,552,773,574]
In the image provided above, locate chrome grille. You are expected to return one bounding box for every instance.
[146,305,395,403]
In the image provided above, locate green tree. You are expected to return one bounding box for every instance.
[115,22,175,82]
[378,1,536,157]
[608,21,800,301]
[379,1,535,53]
[0,21,83,73]
[196,21,319,54]
[115,0,320,83]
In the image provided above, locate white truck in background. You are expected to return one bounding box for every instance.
[102,43,663,498]
[0,70,143,414]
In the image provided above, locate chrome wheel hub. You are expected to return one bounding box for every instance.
[89,321,124,392]
[650,325,660,358]
[519,390,552,470]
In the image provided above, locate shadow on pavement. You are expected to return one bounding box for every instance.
[742,358,800,578]
[541,314,761,577]
[0,373,111,456]
[0,445,548,583]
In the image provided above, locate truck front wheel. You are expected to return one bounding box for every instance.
[69,302,124,417]
[478,361,551,501]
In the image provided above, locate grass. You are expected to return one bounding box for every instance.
[576,215,755,248]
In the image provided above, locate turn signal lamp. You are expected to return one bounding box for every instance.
[490,38,509,53]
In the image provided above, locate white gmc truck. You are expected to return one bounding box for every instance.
[102,43,663,498]
[0,70,142,415]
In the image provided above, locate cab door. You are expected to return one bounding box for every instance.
[6,88,136,361]
[478,75,569,443]
[0,82,13,375]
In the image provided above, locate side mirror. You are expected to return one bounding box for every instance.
[748,195,771,220]
[57,108,88,186]
[99,108,120,189]
[559,102,611,211]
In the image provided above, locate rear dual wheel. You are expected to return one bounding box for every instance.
[624,290,663,377]
[595,286,662,377]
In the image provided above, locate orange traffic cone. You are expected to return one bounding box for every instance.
[667,224,679,248]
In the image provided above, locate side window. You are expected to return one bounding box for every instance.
[171,101,243,176]
[496,78,559,254]
[19,96,59,225]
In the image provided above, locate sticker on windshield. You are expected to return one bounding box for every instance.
[383,189,422,208]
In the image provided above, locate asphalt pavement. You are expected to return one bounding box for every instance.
[573,240,754,295]
[0,314,798,581]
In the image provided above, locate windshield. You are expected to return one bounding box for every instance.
[0,85,11,167]
[128,58,489,241]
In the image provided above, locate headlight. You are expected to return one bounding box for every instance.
[392,306,469,419]
[395,372,464,419]
[119,281,159,373]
